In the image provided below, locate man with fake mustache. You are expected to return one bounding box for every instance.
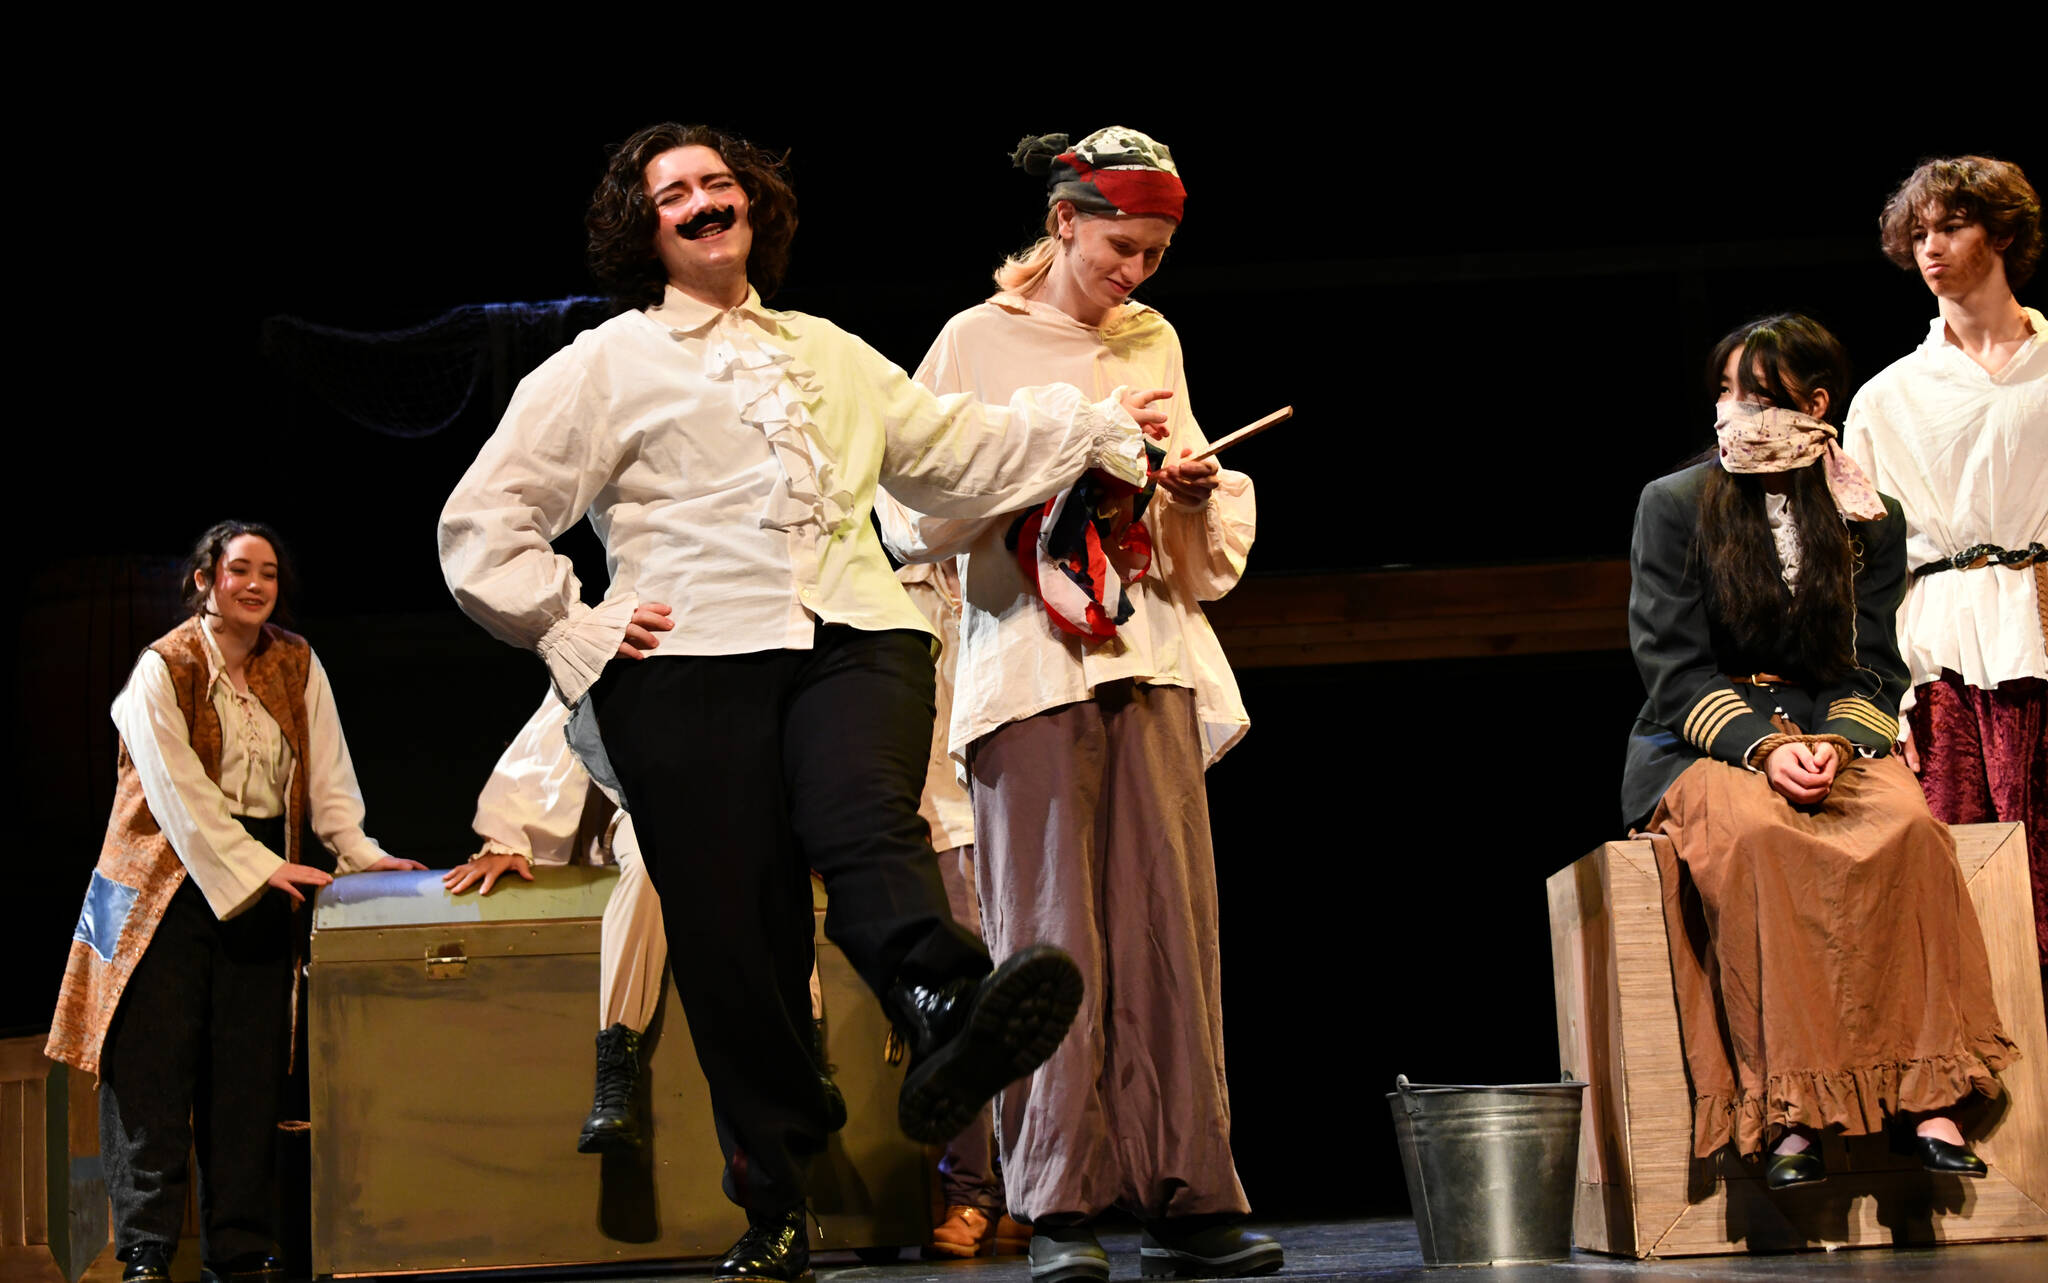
[439,122,1172,1283]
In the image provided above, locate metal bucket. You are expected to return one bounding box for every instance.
[1387,1074,1586,1267]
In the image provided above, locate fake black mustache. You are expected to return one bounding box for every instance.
[678,207,738,240]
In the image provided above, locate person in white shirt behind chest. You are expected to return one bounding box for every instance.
[439,121,1177,1283]
[1841,155,2048,980]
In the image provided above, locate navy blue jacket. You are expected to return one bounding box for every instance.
[1620,461,1910,830]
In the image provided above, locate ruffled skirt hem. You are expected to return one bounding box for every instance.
[1691,1035,2022,1159]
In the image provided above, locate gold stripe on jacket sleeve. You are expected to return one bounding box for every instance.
[1829,698,1899,740]
[1683,690,1748,748]
[1695,703,1751,750]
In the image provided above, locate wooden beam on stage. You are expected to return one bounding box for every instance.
[1207,560,1632,668]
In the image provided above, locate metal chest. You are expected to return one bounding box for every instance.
[307,867,929,1276]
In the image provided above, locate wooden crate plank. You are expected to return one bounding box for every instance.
[0,1038,48,1085]
[1,1079,24,1248]
[0,1244,68,1283]
[1658,1166,2048,1255]
[22,1078,46,1247]
[1603,840,1696,1257]
[1965,825,2048,1217]
[1547,847,1637,1255]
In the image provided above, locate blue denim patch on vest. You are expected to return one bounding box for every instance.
[73,872,139,963]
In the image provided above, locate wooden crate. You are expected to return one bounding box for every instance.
[0,1035,109,1283]
[1547,822,2048,1257]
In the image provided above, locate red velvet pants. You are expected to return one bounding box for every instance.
[1909,673,2048,965]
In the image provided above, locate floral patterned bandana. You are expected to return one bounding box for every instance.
[1713,402,1887,522]
[1013,126,1185,223]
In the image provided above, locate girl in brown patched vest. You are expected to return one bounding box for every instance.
[46,521,422,1283]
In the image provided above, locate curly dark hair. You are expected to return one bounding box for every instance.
[1879,155,2041,289]
[180,519,297,625]
[1692,315,1859,682]
[586,123,799,311]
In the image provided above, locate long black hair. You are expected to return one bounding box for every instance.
[1693,314,1859,680]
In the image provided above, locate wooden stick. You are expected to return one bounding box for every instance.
[1185,406,1292,462]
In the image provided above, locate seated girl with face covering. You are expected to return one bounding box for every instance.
[1622,315,2019,1192]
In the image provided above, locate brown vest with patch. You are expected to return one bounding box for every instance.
[46,616,313,1074]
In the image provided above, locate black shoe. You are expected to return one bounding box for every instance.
[1140,1220,1283,1279]
[811,1019,848,1134]
[1765,1149,1827,1190]
[199,1254,283,1283]
[118,1244,173,1283]
[888,944,1083,1144]
[1891,1129,1988,1177]
[1027,1222,1108,1283]
[578,1023,643,1154]
[714,1205,813,1283]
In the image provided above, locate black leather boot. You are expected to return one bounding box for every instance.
[118,1244,173,1283]
[713,1204,812,1283]
[577,1023,643,1153]
[811,1019,848,1133]
[886,944,1083,1143]
[199,1254,284,1283]
[1141,1219,1283,1279]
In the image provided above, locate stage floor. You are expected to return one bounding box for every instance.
[235,1216,2045,1282]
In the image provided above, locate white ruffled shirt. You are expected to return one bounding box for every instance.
[878,294,1255,768]
[111,624,389,920]
[439,285,1150,704]
[1843,307,2048,703]
[1764,491,1801,591]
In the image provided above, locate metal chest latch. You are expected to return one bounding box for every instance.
[425,941,468,979]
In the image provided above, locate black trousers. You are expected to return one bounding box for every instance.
[99,816,293,1263]
[591,626,988,1212]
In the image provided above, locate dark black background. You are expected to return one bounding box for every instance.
[7,49,2040,1221]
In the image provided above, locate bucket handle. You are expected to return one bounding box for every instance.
[1394,1073,1424,1117]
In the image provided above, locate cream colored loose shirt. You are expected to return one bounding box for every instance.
[470,693,640,866]
[472,694,596,867]
[1843,308,2048,702]
[878,295,1254,767]
[111,625,390,920]
[439,286,1149,704]
[896,560,974,851]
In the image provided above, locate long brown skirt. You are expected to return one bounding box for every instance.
[1646,752,2019,1158]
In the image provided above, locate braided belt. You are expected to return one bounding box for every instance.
[1911,541,2047,578]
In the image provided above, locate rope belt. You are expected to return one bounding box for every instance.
[1911,541,2047,578]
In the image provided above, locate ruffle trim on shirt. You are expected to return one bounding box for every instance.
[694,314,853,536]
[1080,386,1149,489]
[538,594,638,706]
[1692,1033,2022,1159]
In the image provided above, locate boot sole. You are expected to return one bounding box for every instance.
[577,1124,644,1155]
[1029,1247,1110,1283]
[898,945,1083,1143]
[1140,1243,1284,1279]
[1032,1263,1110,1283]
[712,1273,813,1283]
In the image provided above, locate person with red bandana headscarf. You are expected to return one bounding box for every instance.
[879,126,1274,1283]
